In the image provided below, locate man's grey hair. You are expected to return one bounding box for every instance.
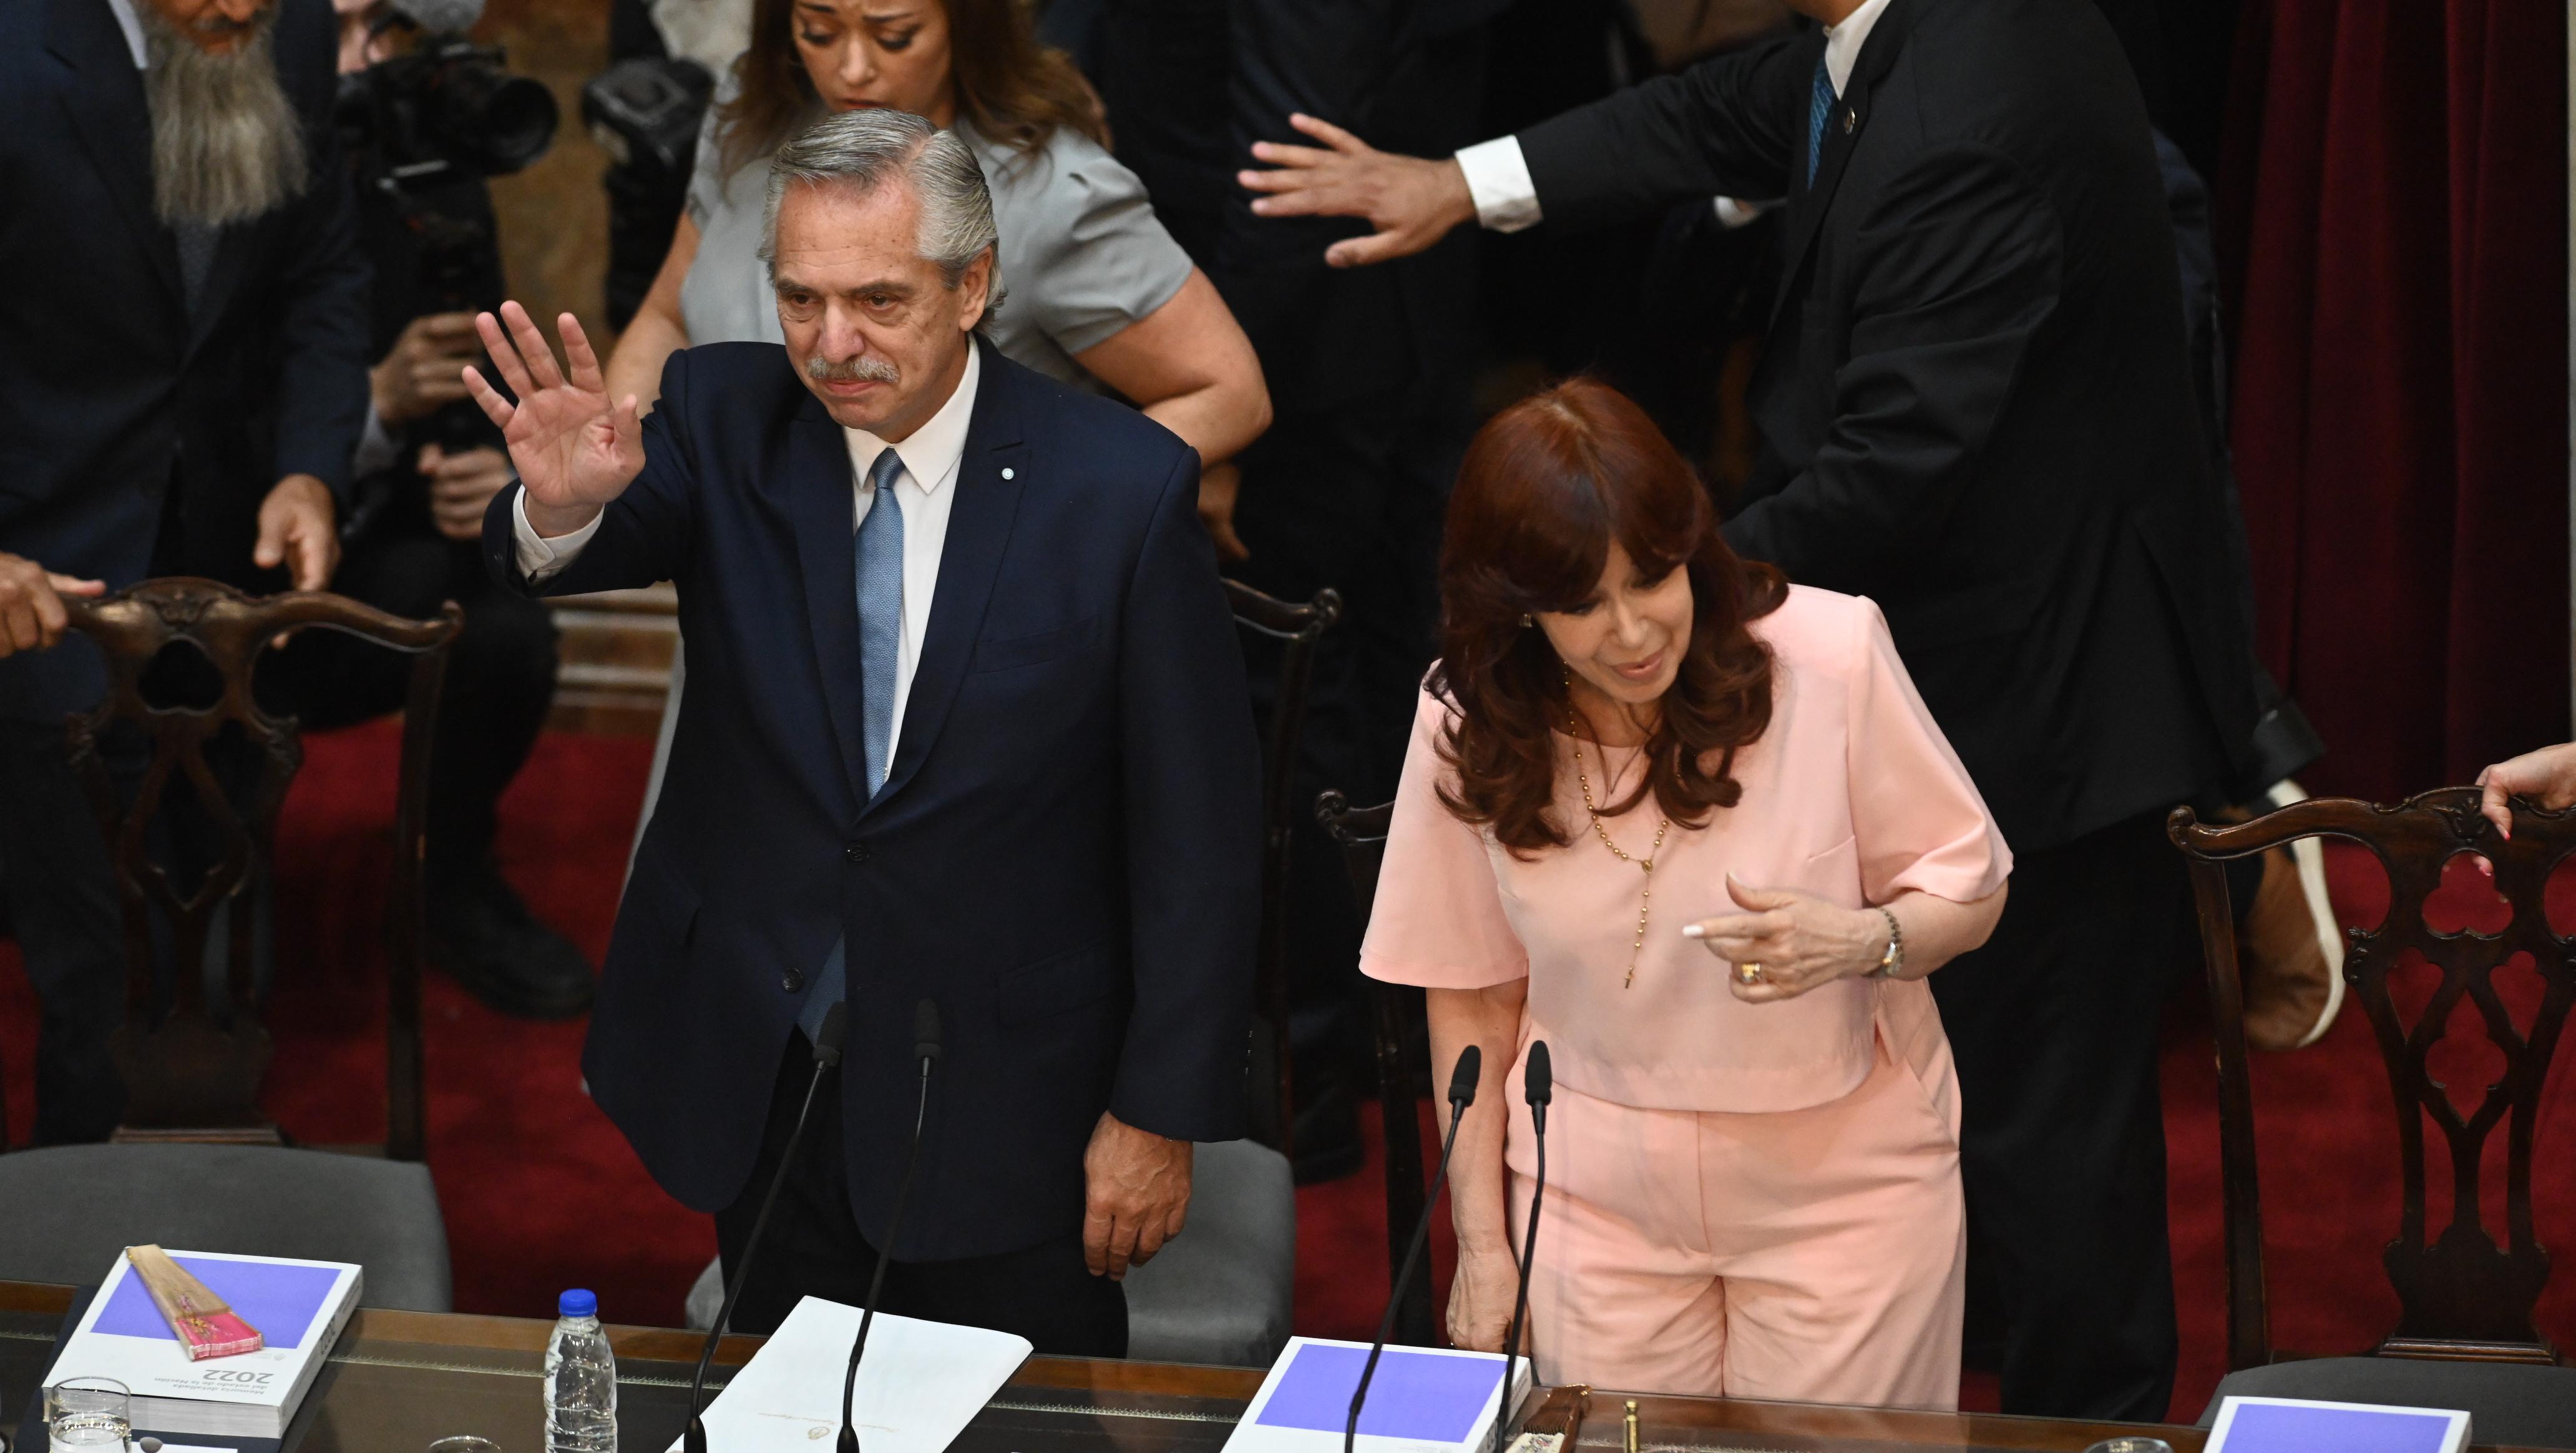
[142,1,308,228]
[758,110,1005,320]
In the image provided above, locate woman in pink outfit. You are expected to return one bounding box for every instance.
[1363,379,2011,1409]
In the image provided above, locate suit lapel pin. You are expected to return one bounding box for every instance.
[1842,107,1858,134]
[1002,467,1015,480]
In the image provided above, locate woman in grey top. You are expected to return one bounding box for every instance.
[605,0,1270,553]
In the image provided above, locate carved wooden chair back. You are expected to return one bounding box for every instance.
[2167,789,2576,1370]
[1317,789,1437,1345]
[61,579,460,1161]
[1224,579,1344,1157]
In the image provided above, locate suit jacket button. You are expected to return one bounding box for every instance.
[782,968,804,993]
[844,842,871,865]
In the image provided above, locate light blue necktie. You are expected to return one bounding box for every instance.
[1805,53,1835,188]
[798,446,908,1043]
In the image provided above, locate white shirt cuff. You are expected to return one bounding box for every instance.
[1712,197,1769,229]
[353,403,401,478]
[1455,136,1542,234]
[512,486,603,582]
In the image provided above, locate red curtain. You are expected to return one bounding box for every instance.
[2222,0,2569,802]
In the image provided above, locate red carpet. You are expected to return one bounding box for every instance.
[4,721,2573,1422]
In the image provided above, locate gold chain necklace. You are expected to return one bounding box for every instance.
[1568,699,1671,989]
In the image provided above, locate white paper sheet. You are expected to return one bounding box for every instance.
[666,1298,1032,1453]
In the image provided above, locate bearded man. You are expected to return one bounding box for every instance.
[0,0,368,1142]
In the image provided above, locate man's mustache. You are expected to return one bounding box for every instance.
[192,11,258,32]
[804,355,900,385]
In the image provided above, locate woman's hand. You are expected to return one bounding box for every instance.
[2476,742,2576,838]
[1446,1241,1525,1353]
[1684,874,1891,1003]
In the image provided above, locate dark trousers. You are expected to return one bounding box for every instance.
[1930,808,2188,1421]
[713,1035,1128,1356]
[256,528,557,869]
[0,718,132,1145]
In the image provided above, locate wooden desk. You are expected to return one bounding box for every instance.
[0,1283,2517,1453]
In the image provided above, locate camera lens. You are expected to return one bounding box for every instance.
[441,62,559,176]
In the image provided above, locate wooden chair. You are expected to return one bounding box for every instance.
[1114,582,1337,1369]
[1224,579,1343,1156]
[2167,788,2576,1442]
[0,580,462,1311]
[1317,790,1438,1346]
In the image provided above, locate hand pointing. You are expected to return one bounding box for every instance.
[460,301,643,537]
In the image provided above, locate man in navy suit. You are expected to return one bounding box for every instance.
[469,110,1261,1352]
[0,0,366,1144]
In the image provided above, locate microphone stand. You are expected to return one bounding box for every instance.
[1493,1043,1551,1453]
[684,1004,848,1453]
[837,999,943,1453]
[1347,1044,1482,1453]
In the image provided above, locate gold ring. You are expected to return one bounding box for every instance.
[1735,961,1765,986]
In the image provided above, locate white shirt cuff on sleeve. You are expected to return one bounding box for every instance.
[512,486,603,582]
[1455,136,1542,234]
[1712,197,1769,229]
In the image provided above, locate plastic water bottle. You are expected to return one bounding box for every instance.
[544,1289,618,1453]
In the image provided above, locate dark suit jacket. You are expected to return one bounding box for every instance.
[1206,0,1506,412]
[0,0,370,722]
[1515,0,2257,852]
[482,340,1263,1259]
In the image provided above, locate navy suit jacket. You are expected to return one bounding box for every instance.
[483,340,1263,1259]
[0,0,370,721]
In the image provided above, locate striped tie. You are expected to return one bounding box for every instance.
[1805,54,1834,188]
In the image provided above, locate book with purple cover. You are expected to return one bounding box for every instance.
[40,1251,361,1439]
[1220,1338,1533,1453]
[2207,1396,2471,1453]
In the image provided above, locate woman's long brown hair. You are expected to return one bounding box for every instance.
[1432,378,1787,856]
[718,0,1109,178]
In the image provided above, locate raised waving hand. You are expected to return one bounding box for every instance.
[461,301,644,537]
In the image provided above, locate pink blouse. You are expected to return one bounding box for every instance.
[1360,586,2011,1114]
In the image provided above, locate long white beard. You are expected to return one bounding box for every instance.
[145,4,309,228]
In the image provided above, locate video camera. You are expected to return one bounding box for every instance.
[333,0,557,182]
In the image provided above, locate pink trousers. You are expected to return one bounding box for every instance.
[1502,1028,1966,1409]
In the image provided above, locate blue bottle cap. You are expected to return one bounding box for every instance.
[559,1288,598,1319]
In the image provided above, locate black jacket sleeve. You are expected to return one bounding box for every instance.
[1723,144,2064,587]
[1515,31,1810,232]
[1110,444,1263,1143]
[267,0,373,500]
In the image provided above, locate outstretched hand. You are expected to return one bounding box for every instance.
[461,301,643,536]
[1236,114,1478,268]
[2474,741,2576,839]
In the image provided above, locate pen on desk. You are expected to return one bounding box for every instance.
[1622,1401,1638,1453]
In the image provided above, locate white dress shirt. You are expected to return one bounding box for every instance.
[514,343,983,765]
[104,0,146,66]
[1454,0,1897,233]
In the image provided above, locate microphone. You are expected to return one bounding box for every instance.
[836,1000,943,1453]
[1493,1043,1552,1453]
[1347,1044,1481,1453]
[684,1004,847,1453]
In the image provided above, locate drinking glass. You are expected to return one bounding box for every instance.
[428,1436,502,1453]
[45,1379,130,1452]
